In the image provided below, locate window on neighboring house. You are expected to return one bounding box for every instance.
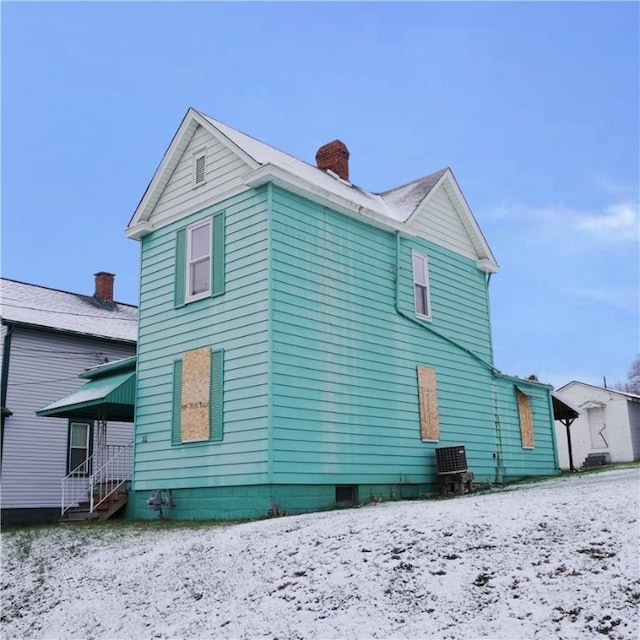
[175,211,226,307]
[172,347,224,445]
[412,251,431,319]
[188,221,211,299]
[516,388,534,449]
[193,151,207,187]
[67,421,92,475]
[417,366,439,441]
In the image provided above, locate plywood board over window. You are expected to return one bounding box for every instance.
[417,366,439,441]
[516,388,534,449]
[181,347,211,442]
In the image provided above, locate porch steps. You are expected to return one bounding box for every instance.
[60,490,128,524]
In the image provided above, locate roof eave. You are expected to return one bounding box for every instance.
[127,108,262,233]
[243,164,415,236]
[0,319,137,345]
[405,169,499,270]
[125,220,153,240]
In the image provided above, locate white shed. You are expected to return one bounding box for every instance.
[554,381,640,470]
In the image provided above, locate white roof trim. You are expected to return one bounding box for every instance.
[127,109,493,266]
[127,108,260,230]
[125,220,153,240]
[403,170,449,224]
[557,380,640,401]
[405,169,498,269]
[243,164,415,236]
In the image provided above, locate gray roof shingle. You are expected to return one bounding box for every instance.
[0,278,137,343]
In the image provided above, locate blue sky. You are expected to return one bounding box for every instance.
[2,2,638,388]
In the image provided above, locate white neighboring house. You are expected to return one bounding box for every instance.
[554,381,640,470]
[0,273,137,526]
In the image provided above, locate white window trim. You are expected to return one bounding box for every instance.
[185,219,211,303]
[412,250,432,321]
[192,148,207,188]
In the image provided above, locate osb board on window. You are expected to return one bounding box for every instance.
[516,390,534,449]
[417,366,439,441]
[181,347,211,442]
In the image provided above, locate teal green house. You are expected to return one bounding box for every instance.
[124,108,559,520]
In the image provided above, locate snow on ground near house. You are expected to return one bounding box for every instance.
[2,468,639,640]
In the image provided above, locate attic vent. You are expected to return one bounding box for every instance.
[194,153,206,186]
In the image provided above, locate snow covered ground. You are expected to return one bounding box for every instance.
[2,467,639,640]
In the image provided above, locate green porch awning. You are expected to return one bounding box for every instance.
[37,370,135,422]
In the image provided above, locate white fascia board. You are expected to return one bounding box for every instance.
[125,221,153,240]
[404,170,450,225]
[243,164,414,236]
[442,173,499,267]
[403,170,499,271]
[128,110,200,229]
[127,108,261,232]
[476,258,499,274]
[194,111,262,170]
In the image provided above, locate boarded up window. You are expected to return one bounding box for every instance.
[181,347,211,442]
[172,347,224,445]
[516,389,534,449]
[417,366,439,441]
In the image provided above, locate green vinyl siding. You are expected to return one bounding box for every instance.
[269,186,557,485]
[133,188,270,491]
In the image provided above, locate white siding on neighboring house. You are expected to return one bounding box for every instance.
[152,124,251,225]
[628,402,640,460]
[1,327,135,510]
[554,382,640,469]
[410,184,478,261]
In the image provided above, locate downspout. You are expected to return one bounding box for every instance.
[0,324,14,468]
[394,231,500,376]
[546,391,561,474]
[266,182,274,487]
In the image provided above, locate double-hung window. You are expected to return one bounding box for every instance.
[175,210,226,308]
[188,221,211,299]
[412,251,431,319]
[67,421,92,475]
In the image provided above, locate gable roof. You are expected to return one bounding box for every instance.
[378,169,448,221]
[127,108,498,271]
[0,278,138,343]
[556,380,640,402]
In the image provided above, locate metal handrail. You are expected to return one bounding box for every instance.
[60,456,94,516]
[89,442,133,514]
[60,442,133,517]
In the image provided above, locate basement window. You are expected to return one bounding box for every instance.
[335,485,357,504]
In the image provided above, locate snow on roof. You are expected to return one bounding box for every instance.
[199,111,394,220]
[0,278,137,343]
[557,380,640,401]
[129,108,497,268]
[378,168,448,221]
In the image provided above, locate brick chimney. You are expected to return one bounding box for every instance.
[315,140,350,182]
[94,272,115,304]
